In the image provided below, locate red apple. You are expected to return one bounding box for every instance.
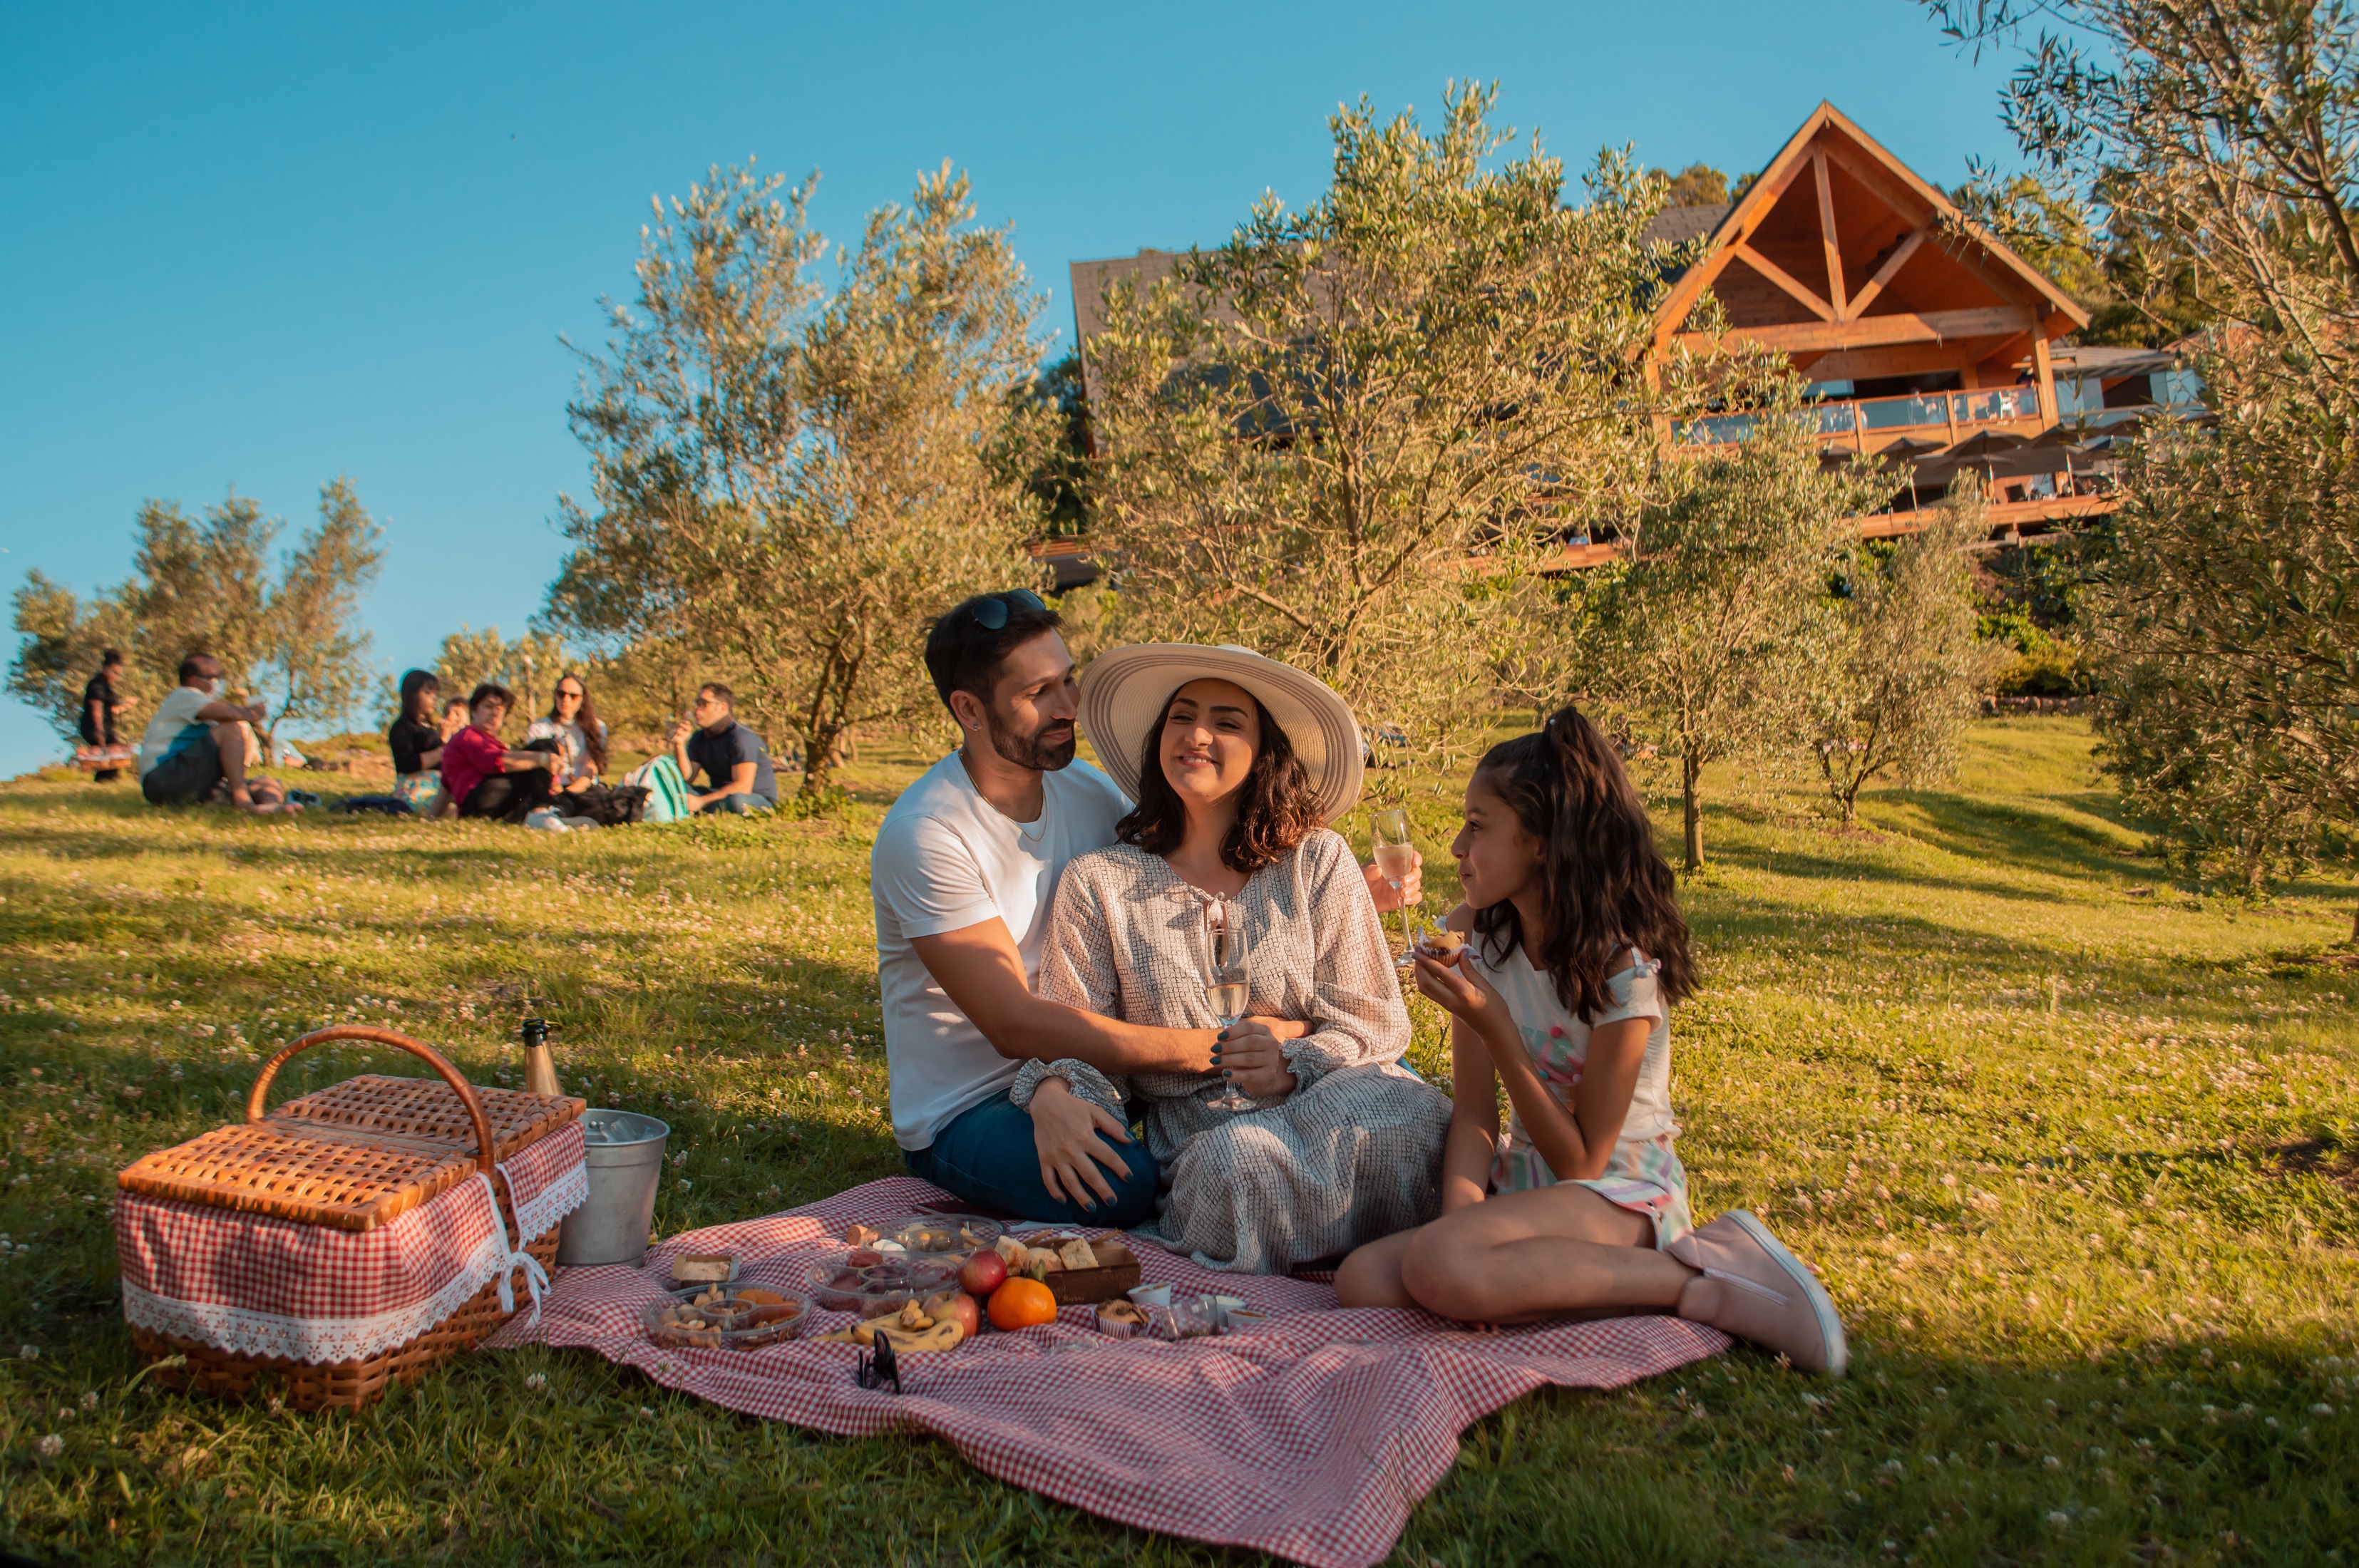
[959,1249,1008,1298]
[925,1289,982,1340]
[846,1248,885,1269]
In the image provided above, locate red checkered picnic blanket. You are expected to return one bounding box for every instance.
[490,1176,1727,1567]
[117,1120,587,1363]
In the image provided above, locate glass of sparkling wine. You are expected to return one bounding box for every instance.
[1371,808,1419,969]
[1202,900,1255,1113]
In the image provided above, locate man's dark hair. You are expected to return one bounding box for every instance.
[468,682,515,713]
[925,593,1063,713]
[101,649,124,668]
[698,683,734,712]
[1116,686,1323,874]
[178,654,215,684]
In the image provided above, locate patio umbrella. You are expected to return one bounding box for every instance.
[1876,435,1947,460]
[1944,429,2030,460]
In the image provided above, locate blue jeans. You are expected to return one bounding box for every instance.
[699,793,773,815]
[904,1090,1159,1228]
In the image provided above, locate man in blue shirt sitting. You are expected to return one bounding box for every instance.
[667,684,780,815]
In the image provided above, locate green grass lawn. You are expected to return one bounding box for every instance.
[1,719,2354,1565]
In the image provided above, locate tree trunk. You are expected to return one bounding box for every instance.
[1682,748,1705,872]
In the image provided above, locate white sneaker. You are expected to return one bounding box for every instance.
[1667,1209,1848,1376]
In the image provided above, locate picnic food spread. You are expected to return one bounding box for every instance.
[639,1213,1258,1359]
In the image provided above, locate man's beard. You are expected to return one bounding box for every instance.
[985,706,1076,772]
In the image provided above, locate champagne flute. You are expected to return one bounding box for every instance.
[1370,808,1420,969]
[1201,900,1255,1113]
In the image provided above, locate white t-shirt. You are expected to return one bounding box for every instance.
[137,686,219,778]
[523,717,605,783]
[1473,939,1677,1147]
[870,750,1131,1150]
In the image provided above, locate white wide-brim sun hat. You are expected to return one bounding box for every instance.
[1079,643,1366,825]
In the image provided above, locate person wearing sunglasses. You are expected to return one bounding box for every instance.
[664,683,778,814]
[871,590,1421,1228]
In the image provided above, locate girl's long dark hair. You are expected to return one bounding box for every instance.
[550,673,607,772]
[1117,686,1324,874]
[398,669,440,726]
[1471,703,1695,1018]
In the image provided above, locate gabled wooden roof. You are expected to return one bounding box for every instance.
[1652,102,2089,372]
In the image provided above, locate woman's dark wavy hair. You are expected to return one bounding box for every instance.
[1470,703,1695,1018]
[549,672,607,772]
[397,669,440,726]
[1116,684,1325,874]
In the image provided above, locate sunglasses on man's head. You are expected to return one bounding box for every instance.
[962,589,1047,631]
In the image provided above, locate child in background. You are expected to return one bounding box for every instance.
[387,669,448,815]
[1335,704,1846,1374]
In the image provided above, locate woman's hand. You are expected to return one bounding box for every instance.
[1027,1076,1135,1210]
[1211,1019,1297,1100]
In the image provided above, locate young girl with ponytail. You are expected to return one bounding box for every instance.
[1335,705,1846,1373]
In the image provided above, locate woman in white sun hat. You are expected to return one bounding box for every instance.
[1017,643,1451,1274]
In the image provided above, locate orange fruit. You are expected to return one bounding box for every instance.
[986,1276,1058,1331]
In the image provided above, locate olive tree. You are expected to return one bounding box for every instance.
[9,483,381,758]
[1084,83,1676,760]
[550,161,1051,795]
[1588,372,1895,870]
[1811,503,1998,825]
[1923,0,2359,892]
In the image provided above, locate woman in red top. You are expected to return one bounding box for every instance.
[441,684,563,822]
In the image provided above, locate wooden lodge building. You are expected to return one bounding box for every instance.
[1053,101,2196,587]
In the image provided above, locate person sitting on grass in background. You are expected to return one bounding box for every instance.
[439,695,470,743]
[387,669,450,815]
[136,654,297,815]
[666,684,778,815]
[1335,705,1847,1376]
[525,672,607,800]
[440,682,564,822]
[81,648,135,781]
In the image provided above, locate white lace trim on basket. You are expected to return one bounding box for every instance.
[509,1156,589,1244]
[122,1170,557,1364]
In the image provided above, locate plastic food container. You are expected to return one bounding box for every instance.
[893,1215,1002,1257]
[643,1286,811,1350]
[802,1257,960,1320]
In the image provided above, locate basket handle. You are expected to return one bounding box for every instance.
[247,1026,502,1180]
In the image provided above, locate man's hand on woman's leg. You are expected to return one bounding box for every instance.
[1029,1077,1135,1210]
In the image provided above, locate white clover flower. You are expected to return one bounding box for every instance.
[2047,1511,2070,1528]
[78,1391,96,1411]
[525,1373,548,1391]
[18,1343,37,1361]
[35,1434,61,1458]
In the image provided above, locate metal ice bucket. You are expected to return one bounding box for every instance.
[555,1109,670,1267]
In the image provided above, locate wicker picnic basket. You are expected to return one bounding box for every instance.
[115,1025,585,1411]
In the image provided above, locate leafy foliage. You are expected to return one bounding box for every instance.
[1589,371,1896,867]
[1086,83,1680,763]
[1812,507,2001,823]
[7,483,381,757]
[1924,0,2359,889]
[550,161,1052,794]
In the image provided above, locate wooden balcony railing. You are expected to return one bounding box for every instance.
[1677,385,2047,451]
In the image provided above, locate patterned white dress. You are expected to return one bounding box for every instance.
[1016,829,1450,1274]
[1471,941,1694,1247]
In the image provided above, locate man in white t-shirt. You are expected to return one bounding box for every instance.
[873,591,1416,1226]
[137,653,297,814]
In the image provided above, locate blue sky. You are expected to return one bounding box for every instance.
[0,1,2020,775]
